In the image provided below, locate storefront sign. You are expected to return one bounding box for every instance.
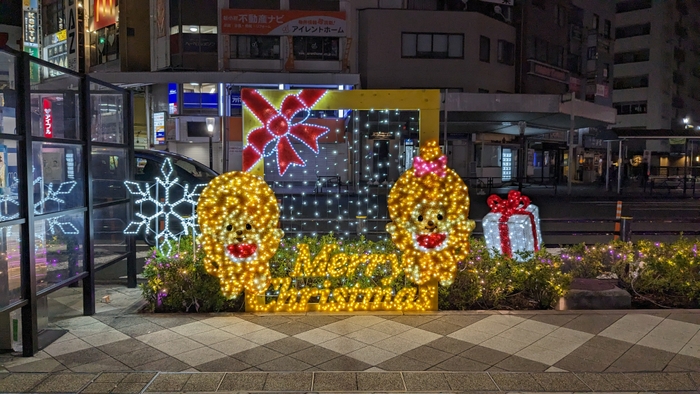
[23,11,38,45]
[65,0,78,72]
[153,112,165,145]
[221,9,346,37]
[94,0,117,30]
[23,47,40,82]
[182,34,217,53]
[230,92,241,109]
[568,76,581,93]
[155,0,166,38]
[42,99,53,138]
[528,60,569,84]
[168,83,178,115]
[595,84,609,97]
[56,29,67,42]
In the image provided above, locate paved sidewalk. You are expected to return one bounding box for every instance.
[2,286,700,393]
[1,370,700,393]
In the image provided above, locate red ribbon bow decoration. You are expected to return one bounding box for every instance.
[486,190,540,257]
[413,155,447,177]
[242,89,329,175]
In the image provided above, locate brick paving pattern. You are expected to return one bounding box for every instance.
[2,287,700,392]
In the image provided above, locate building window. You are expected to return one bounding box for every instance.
[90,25,119,66]
[401,33,463,59]
[592,14,599,30]
[555,5,566,27]
[613,75,649,89]
[587,47,597,60]
[229,0,280,8]
[567,54,581,74]
[533,37,547,62]
[42,0,65,35]
[182,83,218,112]
[603,63,610,79]
[614,49,650,64]
[289,0,339,10]
[497,40,515,65]
[616,0,652,13]
[613,101,647,114]
[615,23,651,38]
[182,34,217,53]
[293,37,339,60]
[479,36,490,62]
[230,35,280,59]
[548,44,564,68]
[604,20,612,38]
[185,26,217,34]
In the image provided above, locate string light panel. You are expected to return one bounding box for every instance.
[483,190,542,260]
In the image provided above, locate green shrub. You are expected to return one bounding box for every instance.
[561,238,700,308]
[142,235,571,312]
[439,239,571,310]
[140,237,243,313]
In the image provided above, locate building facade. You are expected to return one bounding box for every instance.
[612,0,700,178]
[358,8,516,93]
[613,0,700,130]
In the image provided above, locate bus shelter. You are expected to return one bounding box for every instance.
[0,47,136,356]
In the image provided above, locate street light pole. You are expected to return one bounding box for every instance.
[568,96,575,195]
[206,117,215,170]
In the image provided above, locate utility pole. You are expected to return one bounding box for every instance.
[518,121,526,191]
[566,94,576,195]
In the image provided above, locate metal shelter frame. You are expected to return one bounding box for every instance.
[0,47,136,356]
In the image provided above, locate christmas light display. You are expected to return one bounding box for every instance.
[242,89,329,175]
[242,89,441,239]
[0,178,79,235]
[245,243,436,312]
[386,140,475,286]
[197,171,284,299]
[232,89,448,311]
[124,159,205,256]
[482,190,542,260]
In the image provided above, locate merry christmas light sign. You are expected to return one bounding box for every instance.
[198,137,474,312]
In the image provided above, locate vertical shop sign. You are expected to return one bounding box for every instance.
[153,112,165,145]
[65,0,78,71]
[43,99,53,138]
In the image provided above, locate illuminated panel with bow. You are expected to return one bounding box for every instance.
[241,89,329,176]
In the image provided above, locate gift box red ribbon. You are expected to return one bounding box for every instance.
[486,190,539,257]
[241,89,329,175]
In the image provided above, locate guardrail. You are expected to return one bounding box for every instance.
[278,217,700,246]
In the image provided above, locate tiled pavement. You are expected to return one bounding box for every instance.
[1,370,700,393]
[3,287,700,393]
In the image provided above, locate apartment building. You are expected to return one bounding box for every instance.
[613,0,700,130]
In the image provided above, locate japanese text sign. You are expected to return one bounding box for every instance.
[221,9,346,37]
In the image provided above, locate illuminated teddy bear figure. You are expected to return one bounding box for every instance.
[387,140,475,286]
[197,172,284,299]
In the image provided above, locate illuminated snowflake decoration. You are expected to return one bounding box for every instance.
[0,177,79,235]
[124,158,206,256]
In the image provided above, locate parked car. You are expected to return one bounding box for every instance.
[93,149,218,246]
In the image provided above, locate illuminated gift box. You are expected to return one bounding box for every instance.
[482,191,542,260]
